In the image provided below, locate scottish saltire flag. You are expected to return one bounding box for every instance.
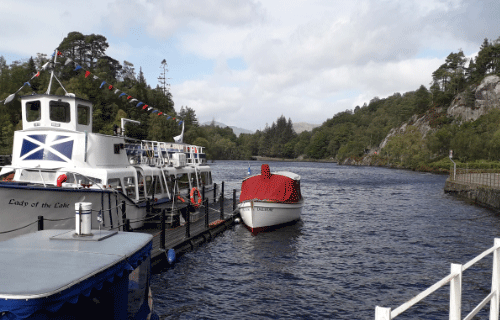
[20,134,74,162]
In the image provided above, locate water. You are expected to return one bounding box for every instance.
[151,161,500,319]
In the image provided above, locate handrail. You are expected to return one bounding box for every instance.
[376,238,500,320]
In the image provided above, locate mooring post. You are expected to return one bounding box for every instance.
[205,199,209,229]
[202,184,205,202]
[233,189,237,211]
[213,183,217,203]
[160,209,166,250]
[220,181,224,220]
[124,219,130,232]
[185,208,190,238]
[121,200,126,220]
[146,199,150,214]
[37,216,44,231]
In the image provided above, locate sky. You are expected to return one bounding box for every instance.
[1,0,500,132]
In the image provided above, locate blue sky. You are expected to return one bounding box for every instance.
[1,0,500,131]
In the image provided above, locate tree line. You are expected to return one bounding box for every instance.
[2,32,500,170]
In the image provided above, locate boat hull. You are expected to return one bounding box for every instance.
[239,199,303,232]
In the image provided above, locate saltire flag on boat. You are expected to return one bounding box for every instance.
[19,134,73,162]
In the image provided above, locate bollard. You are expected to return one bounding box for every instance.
[75,202,92,235]
[220,182,224,220]
[202,184,205,202]
[204,199,209,229]
[160,209,166,250]
[146,199,150,214]
[38,216,44,231]
[124,219,131,232]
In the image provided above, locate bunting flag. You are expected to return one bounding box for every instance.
[42,50,184,125]
[35,72,40,77]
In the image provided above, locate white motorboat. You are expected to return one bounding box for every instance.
[239,164,304,233]
[0,53,215,241]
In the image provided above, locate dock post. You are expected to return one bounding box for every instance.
[37,216,44,231]
[233,189,237,211]
[204,199,209,229]
[121,200,126,221]
[213,183,217,203]
[202,184,205,202]
[124,219,130,232]
[185,207,190,238]
[160,209,166,250]
[146,199,150,214]
[220,181,224,220]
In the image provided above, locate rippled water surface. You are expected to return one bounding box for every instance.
[151,161,500,319]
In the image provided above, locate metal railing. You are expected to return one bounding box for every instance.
[375,238,500,320]
[449,168,500,189]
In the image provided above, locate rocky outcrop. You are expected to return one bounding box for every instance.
[447,75,500,122]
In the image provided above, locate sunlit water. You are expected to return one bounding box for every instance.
[151,161,500,319]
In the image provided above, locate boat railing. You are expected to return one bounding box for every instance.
[375,238,500,320]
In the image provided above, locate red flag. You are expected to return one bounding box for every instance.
[35,72,40,77]
[57,51,62,56]
[108,85,113,90]
[85,71,91,78]
[142,105,148,110]
[158,112,163,116]
[173,117,176,120]
[127,96,132,100]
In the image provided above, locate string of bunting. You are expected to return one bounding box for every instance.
[1,50,183,126]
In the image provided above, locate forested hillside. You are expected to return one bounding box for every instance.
[1,32,500,170]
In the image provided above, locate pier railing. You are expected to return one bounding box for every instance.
[375,238,500,320]
[449,168,500,189]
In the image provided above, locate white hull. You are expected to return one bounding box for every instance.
[239,199,303,232]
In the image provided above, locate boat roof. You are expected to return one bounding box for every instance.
[243,170,301,182]
[20,93,92,104]
[0,229,152,300]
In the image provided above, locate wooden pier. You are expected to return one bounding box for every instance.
[136,196,240,268]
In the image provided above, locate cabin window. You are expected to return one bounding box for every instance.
[107,178,123,191]
[200,172,212,185]
[26,101,41,122]
[77,105,90,125]
[154,175,163,195]
[50,101,70,123]
[124,176,136,199]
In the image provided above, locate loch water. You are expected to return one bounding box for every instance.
[151,161,500,319]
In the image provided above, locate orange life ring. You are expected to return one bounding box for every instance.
[57,174,67,187]
[190,187,202,208]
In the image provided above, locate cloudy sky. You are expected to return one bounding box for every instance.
[1,0,499,131]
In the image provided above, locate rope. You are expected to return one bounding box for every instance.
[44,216,75,222]
[0,220,39,235]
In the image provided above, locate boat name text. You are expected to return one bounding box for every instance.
[256,207,273,211]
[8,199,70,209]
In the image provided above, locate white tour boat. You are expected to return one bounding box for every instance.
[0,59,215,242]
[239,164,304,233]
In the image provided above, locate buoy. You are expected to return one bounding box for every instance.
[235,218,241,224]
[167,249,176,264]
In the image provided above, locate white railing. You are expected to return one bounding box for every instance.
[376,238,500,320]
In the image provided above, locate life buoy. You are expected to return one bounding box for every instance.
[57,174,67,187]
[190,187,202,208]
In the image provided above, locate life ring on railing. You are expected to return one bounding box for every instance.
[190,187,202,208]
[177,195,186,203]
[56,174,67,187]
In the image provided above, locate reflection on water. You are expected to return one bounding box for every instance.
[152,161,500,319]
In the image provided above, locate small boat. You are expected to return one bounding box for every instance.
[0,226,156,319]
[239,164,304,232]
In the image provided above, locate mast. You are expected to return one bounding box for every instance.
[46,49,58,95]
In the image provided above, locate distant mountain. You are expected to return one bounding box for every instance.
[293,122,320,133]
[201,121,253,137]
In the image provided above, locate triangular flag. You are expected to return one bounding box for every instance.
[167,116,171,120]
[142,105,148,110]
[152,110,159,114]
[74,65,82,71]
[137,102,144,108]
[158,112,163,116]
[108,85,113,90]
[4,93,15,104]
[24,82,31,87]
[57,51,63,56]
[129,99,138,103]
[85,71,91,78]
[64,58,73,66]
[119,93,126,98]
[179,121,183,125]
[127,96,132,100]
[41,62,50,70]
[173,117,176,120]
[114,89,121,94]
[100,81,106,89]
[147,107,153,111]
[35,72,40,77]
[93,75,99,80]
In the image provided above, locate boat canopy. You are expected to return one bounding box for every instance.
[240,164,302,203]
